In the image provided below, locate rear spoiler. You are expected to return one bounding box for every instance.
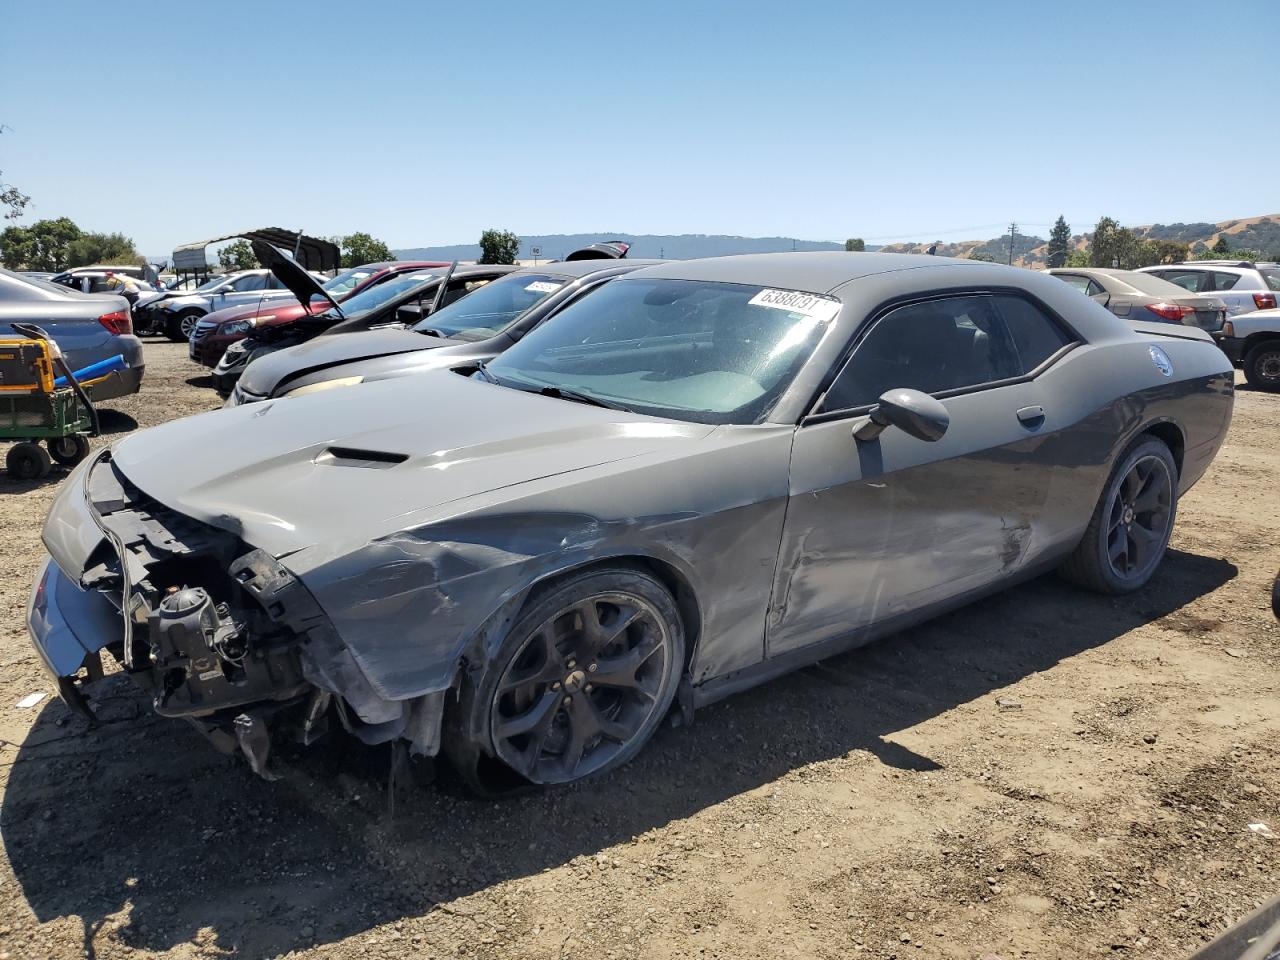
[1128,320,1214,343]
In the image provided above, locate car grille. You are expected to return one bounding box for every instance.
[192,320,217,341]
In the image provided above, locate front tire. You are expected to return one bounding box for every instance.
[1242,339,1280,392]
[450,566,685,790]
[1060,436,1178,594]
[167,310,202,343]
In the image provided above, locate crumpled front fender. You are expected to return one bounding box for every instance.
[28,557,120,680]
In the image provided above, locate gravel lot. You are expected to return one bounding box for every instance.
[0,339,1276,960]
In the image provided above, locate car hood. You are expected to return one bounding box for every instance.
[157,292,206,310]
[252,241,340,314]
[203,300,313,327]
[238,328,444,396]
[110,369,713,557]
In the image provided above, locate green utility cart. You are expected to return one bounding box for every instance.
[0,323,99,480]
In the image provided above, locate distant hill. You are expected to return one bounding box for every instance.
[394,233,864,262]
[879,214,1280,267]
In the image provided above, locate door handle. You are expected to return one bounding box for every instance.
[1017,405,1046,427]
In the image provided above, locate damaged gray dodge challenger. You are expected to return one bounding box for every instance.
[28,253,1234,789]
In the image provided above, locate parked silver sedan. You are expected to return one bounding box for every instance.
[29,254,1233,790]
[1047,267,1227,333]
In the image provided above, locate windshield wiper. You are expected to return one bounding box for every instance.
[417,327,448,338]
[537,384,631,412]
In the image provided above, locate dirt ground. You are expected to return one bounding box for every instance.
[0,340,1275,960]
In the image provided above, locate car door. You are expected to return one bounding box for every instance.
[221,272,270,309]
[766,291,1078,657]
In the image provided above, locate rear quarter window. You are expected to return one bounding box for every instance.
[993,295,1075,371]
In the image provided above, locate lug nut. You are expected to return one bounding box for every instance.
[563,696,572,707]
[551,681,561,690]
[566,659,577,669]
[585,684,594,693]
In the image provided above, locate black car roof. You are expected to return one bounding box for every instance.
[533,258,662,280]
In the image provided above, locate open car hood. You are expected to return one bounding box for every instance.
[252,241,341,315]
[238,328,445,396]
[109,369,712,557]
[563,241,630,261]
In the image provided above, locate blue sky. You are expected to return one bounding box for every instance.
[3,0,1276,255]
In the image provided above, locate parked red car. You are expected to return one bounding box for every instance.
[188,260,448,367]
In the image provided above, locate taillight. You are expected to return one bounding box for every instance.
[1254,293,1277,310]
[98,309,132,336]
[1146,302,1195,323]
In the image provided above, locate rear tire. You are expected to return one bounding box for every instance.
[6,442,52,480]
[167,311,202,343]
[1242,339,1280,392]
[447,566,685,792]
[1059,436,1178,594]
[47,435,91,466]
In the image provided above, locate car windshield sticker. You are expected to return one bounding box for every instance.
[525,281,562,294]
[748,289,841,323]
[1149,345,1174,377]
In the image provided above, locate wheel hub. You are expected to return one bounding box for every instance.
[1122,505,1135,526]
[563,668,587,692]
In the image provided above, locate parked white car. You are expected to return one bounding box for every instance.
[1216,308,1280,391]
[1138,261,1279,317]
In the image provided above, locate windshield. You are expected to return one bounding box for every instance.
[412,272,565,340]
[195,276,228,292]
[483,278,839,425]
[317,270,436,321]
[322,267,376,298]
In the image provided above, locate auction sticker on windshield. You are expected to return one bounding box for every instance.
[525,281,561,294]
[748,289,841,322]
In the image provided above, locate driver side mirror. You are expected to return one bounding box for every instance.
[854,388,950,443]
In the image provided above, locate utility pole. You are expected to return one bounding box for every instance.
[1008,222,1018,265]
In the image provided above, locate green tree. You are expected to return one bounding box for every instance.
[844,238,865,252]
[218,238,259,271]
[968,251,997,262]
[1212,235,1230,255]
[1,125,29,219]
[66,231,142,268]
[478,228,520,265]
[338,231,394,268]
[1088,216,1144,270]
[1046,215,1071,268]
[1064,249,1090,267]
[1138,239,1189,267]
[0,216,82,270]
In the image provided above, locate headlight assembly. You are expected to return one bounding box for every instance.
[284,376,365,398]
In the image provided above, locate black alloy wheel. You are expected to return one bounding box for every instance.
[484,570,683,786]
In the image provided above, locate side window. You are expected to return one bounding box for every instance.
[992,295,1075,371]
[819,296,1021,412]
[232,274,266,292]
[1086,279,1106,297]
[1160,270,1208,293]
[1211,271,1240,291]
